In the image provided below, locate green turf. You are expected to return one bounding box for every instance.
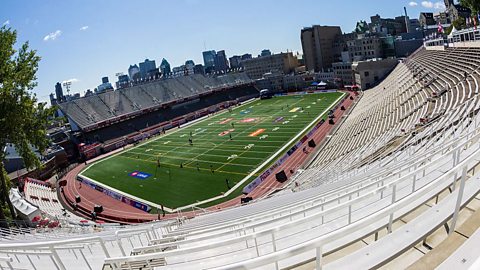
[80,92,344,209]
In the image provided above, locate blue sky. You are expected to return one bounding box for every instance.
[1,0,446,103]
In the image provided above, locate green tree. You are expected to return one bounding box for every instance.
[445,17,467,35]
[460,0,480,15]
[0,26,54,225]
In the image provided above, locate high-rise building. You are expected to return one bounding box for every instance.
[101,77,109,84]
[185,60,195,75]
[242,52,298,80]
[139,59,156,79]
[434,12,449,25]
[172,65,186,77]
[301,25,343,72]
[333,62,354,86]
[394,16,408,34]
[241,54,252,61]
[260,49,272,57]
[203,50,216,73]
[128,64,140,81]
[347,35,384,62]
[419,12,435,27]
[193,64,205,75]
[116,74,129,88]
[409,19,421,31]
[49,93,56,106]
[369,14,406,35]
[97,77,114,93]
[215,50,228,73]
[229,55,242,69]
[160,58,171,76]
[55,82,64,103]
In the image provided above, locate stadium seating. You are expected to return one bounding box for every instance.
[23,180,86,223]
[59,73,253,132]
[2,46,480,269]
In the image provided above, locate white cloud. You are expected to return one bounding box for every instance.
[62,78,79,84]
[2,20,9,26]
[79,25,89,31]
[409,1,418,7]
[43,30,62,41]
[421,1,445,9]
[421,1,434,8]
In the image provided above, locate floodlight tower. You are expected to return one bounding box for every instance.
[63,81,72,97]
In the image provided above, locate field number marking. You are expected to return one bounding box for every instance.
[227,154,238,160]
[244,144,255,150]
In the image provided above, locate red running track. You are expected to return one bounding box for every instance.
[60,92,357,223]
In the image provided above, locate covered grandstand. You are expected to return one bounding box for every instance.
[59,73,256,143]
[3,43,480,270]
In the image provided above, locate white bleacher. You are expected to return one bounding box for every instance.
[437,228,480,269]
[24,180,85,223]
[1,46,480,270]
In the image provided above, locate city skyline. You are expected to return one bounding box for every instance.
[1,0,447,103]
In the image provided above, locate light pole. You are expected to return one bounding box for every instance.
[62,81,72,100]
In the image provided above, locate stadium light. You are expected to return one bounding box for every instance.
[63,81,72,96]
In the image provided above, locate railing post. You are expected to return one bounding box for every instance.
[450,166,468,235]
[348,194,353,224]
[99,238,110,258]
[116,238,126,256]
[380,180,385,199]
[271,233,279,270]
[49,246,66,270]
[316,245,323,270]
[321,199,325,224]
[412,164,418,193]
[253,228,260,257]
[451,148,461,192]
[388,184,397,234]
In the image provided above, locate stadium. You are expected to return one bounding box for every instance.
[3,2,480,270]
[4,43,480,270]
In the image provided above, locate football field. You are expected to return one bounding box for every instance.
[80,92,344,210]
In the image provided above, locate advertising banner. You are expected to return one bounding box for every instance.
[77,176,151,212]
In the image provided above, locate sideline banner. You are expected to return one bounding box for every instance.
[77,175,151,212]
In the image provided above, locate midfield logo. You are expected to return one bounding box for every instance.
[129,171,152,180]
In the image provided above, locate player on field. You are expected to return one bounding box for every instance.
[225,178,231,189]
